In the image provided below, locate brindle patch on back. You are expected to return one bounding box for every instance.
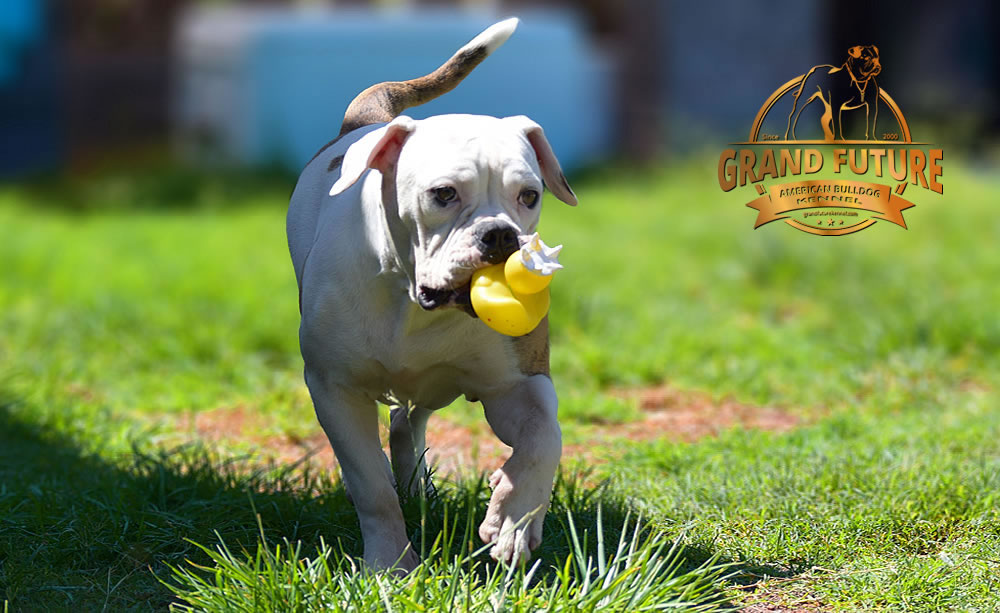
[311,34,494,172]
[511,316,550,376]
[338,46,489,137]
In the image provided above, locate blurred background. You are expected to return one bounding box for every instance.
[1,0,997,178]
[4,4,1000,609]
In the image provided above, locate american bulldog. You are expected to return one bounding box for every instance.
[286,18,577,572]
[785,45,882,141]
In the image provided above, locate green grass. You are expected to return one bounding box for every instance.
[607,391,999,609]
[0,404,728,610]
[1,157,998,610]
[166,494,728,612]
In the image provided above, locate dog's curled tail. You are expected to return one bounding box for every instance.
[338,18,518,136]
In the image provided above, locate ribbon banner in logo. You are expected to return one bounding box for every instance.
[747,180,916,229]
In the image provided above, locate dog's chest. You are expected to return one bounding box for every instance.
[373,316,518,407]
[379,363,475,409]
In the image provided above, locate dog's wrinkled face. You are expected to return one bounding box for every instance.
[847,45,881,81]
[395,116,546,310]
[328,114,577,313]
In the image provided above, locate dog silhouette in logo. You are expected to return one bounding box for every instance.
[785,45,881,141]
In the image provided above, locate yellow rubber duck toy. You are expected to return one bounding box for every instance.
[470,232,563,336]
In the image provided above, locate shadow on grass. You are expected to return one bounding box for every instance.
[0,394,794,611]
[0,397,357,610]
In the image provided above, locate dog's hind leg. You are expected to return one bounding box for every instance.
[787,67,822,139]
[785,91,803,139]
[305,369,419,572]
[389,404,434,499]
[479,375,561,564]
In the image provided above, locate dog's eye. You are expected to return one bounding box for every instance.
[519,189,540,209]
[433,186,458,205]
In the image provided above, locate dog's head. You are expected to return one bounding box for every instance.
[846,45,881,81]
[329,114,577,312]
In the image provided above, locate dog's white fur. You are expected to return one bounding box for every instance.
[286,19,576,571]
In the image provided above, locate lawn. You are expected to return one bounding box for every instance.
[1,158,998,611]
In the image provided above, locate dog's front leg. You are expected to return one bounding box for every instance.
[868,77,879,140]
[478,374,561,564]
[304,369,419,572]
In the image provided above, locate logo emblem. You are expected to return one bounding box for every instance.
[718,45,943,236]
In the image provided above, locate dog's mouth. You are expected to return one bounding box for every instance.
[417,281,476,317]
[855,58,880,79]
[417,238,525,317]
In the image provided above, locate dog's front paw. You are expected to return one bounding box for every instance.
[478,469,547,564]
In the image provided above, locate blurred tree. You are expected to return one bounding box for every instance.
[53,0,184,161]
[503,0,664,162]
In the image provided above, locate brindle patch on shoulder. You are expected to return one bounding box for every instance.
[511,316,550,376]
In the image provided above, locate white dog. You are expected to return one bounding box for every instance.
[286,18,577,571]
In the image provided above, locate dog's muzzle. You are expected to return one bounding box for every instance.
[417,222,521,314]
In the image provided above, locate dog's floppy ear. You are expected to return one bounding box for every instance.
[505,115,578,206]
[330,116,416,197]
[848,45,863,58]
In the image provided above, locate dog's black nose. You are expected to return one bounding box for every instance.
[475,223,519,264]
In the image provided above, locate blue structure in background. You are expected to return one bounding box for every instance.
[661,2,825,149]
[175,9,611,173]
[0,0,60,178]
[0,0,42,85]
